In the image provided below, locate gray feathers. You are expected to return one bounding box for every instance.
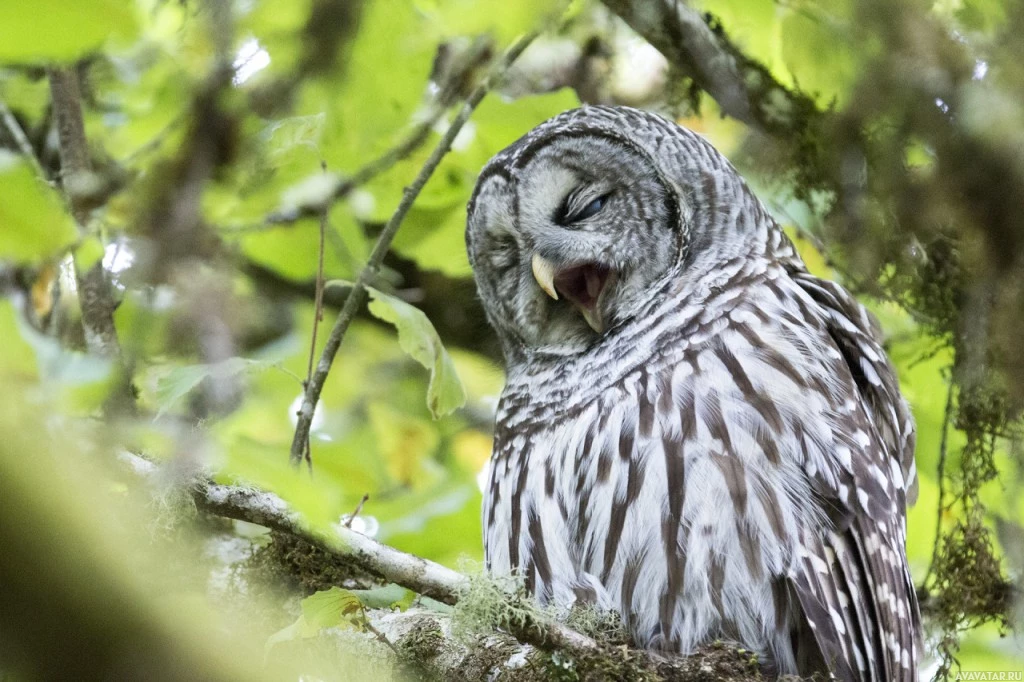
[466,105,920,681]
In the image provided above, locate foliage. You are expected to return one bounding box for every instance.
[1,0,1022,679]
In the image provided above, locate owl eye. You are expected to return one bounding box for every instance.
[573,195,607,222]
[557,191,610,225]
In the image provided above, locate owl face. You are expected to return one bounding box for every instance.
[467,126,684,357]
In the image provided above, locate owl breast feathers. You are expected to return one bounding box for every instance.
[465,105,921,681]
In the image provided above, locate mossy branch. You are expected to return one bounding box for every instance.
[599,0,821,137]
[123,452,763,681]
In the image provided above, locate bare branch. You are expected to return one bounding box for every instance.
[0,98,49,183]
[47,65,121,357]
[288,33,537,466]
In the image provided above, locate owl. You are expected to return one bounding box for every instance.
[465,106,921,680]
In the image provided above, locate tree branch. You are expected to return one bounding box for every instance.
[125,451,471,604]
[122,451,762,681]
[0,98,49,182]
[254,38,493,228]
[600,0,820,136]
[47,65,121,357]
[288,33,537,467]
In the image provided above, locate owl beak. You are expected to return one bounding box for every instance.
[531,253,610,334]
[579,306,605,334]
[531,254,559,301]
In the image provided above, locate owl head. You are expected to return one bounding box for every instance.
[466,105,768,360]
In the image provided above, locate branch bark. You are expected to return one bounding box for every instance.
[288,33,537,467]
[122,451,763,681]
[600,0,820,136]
[47,65,121,357]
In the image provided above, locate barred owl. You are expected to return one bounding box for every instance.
[465,106,921,680]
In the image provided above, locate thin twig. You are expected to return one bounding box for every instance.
[362,619,401,656]
[260,38,493,228]
[925,370,956,587]
[300,164,331,471]
[289,32,538,466]
[0,99,49,182]
[343,493,370,529]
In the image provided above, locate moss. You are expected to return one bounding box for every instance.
[394,618,446,682]
[451,570,548,643]
[250,531,378,594]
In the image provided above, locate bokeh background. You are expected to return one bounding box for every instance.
[1,0,1022,679]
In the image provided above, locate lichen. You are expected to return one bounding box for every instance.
[251,530,378,593]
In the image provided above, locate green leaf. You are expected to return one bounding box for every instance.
[0,152,78,262]
[301,586,364,628]
[366,288,467,418]
[416,0,565,42]
[74,236,105,272]
[263,114,327,160]
[0,0,138,63]
[350,584,416,610]
[153,357,260,418]
[265,587,366,656]
[780,2,858,107]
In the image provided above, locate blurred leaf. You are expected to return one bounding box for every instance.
[0,0,138,62]
[302,586,364,627]
[0,152,78,262]
[8,299,112,386]
[74,236,105,272]
[263,114,326,160]
[780,1,859,107]
[0,300,41,383]
[693,0,782,76]
[415,0,564,41]
[954,0,1007,32]
[366,288,466,418]
[154,357,261,418]
[0,72,52,121]
[350,584,416,610]
[265,587,366,654]
[368,402,441,488]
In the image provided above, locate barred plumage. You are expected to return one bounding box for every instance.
[466,105,920,680]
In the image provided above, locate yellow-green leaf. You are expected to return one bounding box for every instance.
[74,235,105,272]
[366,287,467,418]
[265,587,366,656]
[0,0,139,63]
[0,152,77,262]
[301,586,364,628]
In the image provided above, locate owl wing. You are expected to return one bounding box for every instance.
[786,270,920,682]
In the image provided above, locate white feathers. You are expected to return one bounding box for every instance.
[475,106,919,681]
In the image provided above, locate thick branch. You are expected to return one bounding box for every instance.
[600,0,820,136]
[47,65,121,357]
[289,33,537,466]
[122,451,468,604]
[123,452,762,681]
